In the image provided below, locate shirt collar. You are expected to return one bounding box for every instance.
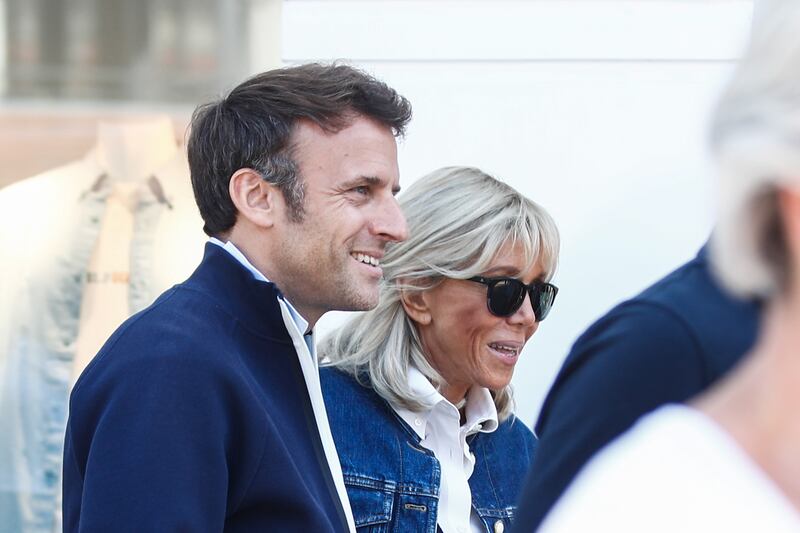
[208,237,311,336]
[82,145,181,204]
[406,365,446,410]
[400,366,499,438]
[464,384,499,434]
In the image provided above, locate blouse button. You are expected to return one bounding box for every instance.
[494,519,505,533]
[414,418,422,427]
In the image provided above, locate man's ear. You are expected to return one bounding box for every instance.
[400,288,433,326]
[228,168,282,228]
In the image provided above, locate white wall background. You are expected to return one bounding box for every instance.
[272,0,754,425]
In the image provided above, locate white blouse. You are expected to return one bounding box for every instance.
[393,366,499,533]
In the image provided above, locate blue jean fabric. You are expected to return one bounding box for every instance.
[321,367,537,533]
[0,171,183,533]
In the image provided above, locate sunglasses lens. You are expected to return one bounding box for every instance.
[487,279,526,317]
[532,284,557,321]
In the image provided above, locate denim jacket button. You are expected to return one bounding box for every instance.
[493,519,505,533]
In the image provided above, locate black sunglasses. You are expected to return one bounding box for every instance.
[467,276,558,321]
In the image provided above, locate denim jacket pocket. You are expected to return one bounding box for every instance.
[344,474,395,532]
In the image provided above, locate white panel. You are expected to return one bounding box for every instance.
[283,1,753,61]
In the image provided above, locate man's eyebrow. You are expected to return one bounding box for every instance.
[342,175,402,195]
[341,176,381,189]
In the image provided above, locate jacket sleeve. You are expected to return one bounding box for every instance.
[511,301,706,532]
[63,347,265,532]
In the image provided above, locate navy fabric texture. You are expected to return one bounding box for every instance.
[63,243,348,532]
[511,244,760,532]
[321,366,536,533]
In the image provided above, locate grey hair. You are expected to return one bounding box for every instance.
[710,1,800,298]
[319,166,560,422]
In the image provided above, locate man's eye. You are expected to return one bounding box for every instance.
[351,186,370,195]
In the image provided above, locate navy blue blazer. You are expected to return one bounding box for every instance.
[511,244,760,532]
[63,243,348,532]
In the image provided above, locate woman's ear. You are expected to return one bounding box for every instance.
[400,288,433,326]
[229,168,282,228]
[778,187,800,282]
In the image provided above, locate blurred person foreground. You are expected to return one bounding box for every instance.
[535,4,800,532]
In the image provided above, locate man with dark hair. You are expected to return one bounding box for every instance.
[62,63,411,532]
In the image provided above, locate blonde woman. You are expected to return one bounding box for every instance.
[320,166,560,533]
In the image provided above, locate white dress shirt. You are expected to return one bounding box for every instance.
[209,238,356,533]
[393,366,499,533]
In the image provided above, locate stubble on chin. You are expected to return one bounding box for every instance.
[334,276,381,312]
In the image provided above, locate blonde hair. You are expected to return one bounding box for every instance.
[710,1,800,298]
[320,166,559,421]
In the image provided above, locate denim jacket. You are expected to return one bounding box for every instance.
[0,150,205,533]
[320,367,537,533]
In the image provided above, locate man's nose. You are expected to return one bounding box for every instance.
[372,195,408,242]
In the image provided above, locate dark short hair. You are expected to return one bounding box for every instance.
[187,63,413,236]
